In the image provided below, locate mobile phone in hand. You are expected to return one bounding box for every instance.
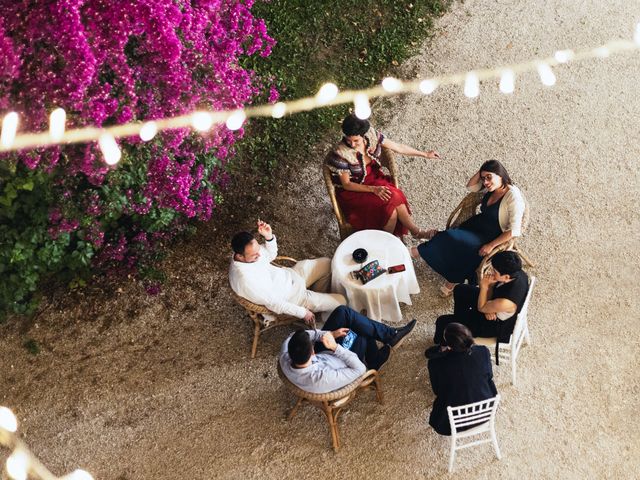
[387,264,406,274]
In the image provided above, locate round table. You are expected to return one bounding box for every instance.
[331,230,420,322]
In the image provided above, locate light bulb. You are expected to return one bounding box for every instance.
[499,70,515,94]
[464,72,480,98]
[537,63,556,86]
[381,77,402,93]
[66,469,94,480]
[594,46,610,58]
[554,49,574,63]
[49,108,66,141]
[0,406,17,432]
[6,451,29,480]
[353,94,371,120]
[634,23,640,45]
[98,134,121,165]
[316,83,338,104]
[139,121,158,141]
[271,102,286,118]
[226,110,246,131]
[419,79,437,95]
[1,111,19,148]
[191,111,213,132]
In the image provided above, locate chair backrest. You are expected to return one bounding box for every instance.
[276,359,374,403]
[510,276,536,349]
[446,191,484,229]
[447,394,501,433]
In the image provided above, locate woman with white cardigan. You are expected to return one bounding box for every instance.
[413,160,525,296]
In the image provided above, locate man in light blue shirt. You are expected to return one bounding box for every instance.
[279,306,416,394]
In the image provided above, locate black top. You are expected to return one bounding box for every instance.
[459,192,503,242]
[425,344,498,436]
[493,270,529,342]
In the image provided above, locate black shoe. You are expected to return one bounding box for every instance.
[370,345,391,371]
[388,319,417,350]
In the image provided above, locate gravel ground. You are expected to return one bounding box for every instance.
[1,0,639,479]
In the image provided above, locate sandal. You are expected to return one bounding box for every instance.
[413,229,438,240]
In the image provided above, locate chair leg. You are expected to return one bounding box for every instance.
[374,376,384,405]
[288,397,304,420]
[322,402,340,452]
[448,436,456,473]
[251,322,261,358]
[515,247,535,268]
[524,324,532,345]
[511,354,517,386]
[491,422,502,460]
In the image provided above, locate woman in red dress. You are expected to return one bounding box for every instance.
[326,114,441,237]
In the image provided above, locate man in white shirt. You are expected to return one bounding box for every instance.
[229,220,346,325]
[280,305,417,394]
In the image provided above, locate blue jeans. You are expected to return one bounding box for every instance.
[318,305,396,368]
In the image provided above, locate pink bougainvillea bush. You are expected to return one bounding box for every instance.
[0,0,274,315]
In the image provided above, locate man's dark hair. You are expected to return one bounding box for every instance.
[442,323,474,353]
[479,159,513,186]
[288,329,313,366]
[231,231,255,255]
[341,113,370,137]
[491,251,522,277]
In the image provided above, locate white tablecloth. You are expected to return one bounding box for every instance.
[331,230,420,322]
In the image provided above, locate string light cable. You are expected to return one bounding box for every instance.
[0,33,639,164]
[0,406,94,480]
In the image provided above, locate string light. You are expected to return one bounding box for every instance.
[316,82,338,104]
[537,62,556,86]
[225,110,246,130]
[554,49,574,63]
[353,93,371,119]
[1,111,18,148]
[499,69,515,94]
[6,450,29,480]
[0,38,638,155]
[49,108,66,141]
[419,79,437,95]
[190,111,214,132]
[594,46,610,58]
[271,102,286,118]
[0,406,18,432]
[381,77,402,92]
[139,121,158,141]
[464,71,480,98]
[63,470,94,480]
[98,134,121,165]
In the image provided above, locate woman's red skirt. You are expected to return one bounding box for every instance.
[336,163,410,236]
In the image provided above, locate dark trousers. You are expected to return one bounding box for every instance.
[318,305,396,368]
[434,284,500,343]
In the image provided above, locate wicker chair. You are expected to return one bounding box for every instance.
[322,147,399,240]
[445,191,535,279]
[277,361,383,452]
[232,256,313,358]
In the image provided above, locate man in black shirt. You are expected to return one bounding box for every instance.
[433,251,529,344]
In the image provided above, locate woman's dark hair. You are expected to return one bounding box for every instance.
[341,113,370,137]
[442,323,474,353]
[491,251,522,277]
[479,159,512,187]
[231,231,255,255]
[288,329,314,365]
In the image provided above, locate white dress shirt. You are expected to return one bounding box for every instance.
[279,330,366,394]
[229,236,308,318]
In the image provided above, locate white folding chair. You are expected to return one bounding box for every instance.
[446,394,501,472]
[475,276,536,385]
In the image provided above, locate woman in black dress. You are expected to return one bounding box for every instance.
[426,322,497,435]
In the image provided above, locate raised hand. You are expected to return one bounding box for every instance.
[256,219,273,240]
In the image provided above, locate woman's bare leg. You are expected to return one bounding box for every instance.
[395,204,421,235]
[382,209,398,233]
